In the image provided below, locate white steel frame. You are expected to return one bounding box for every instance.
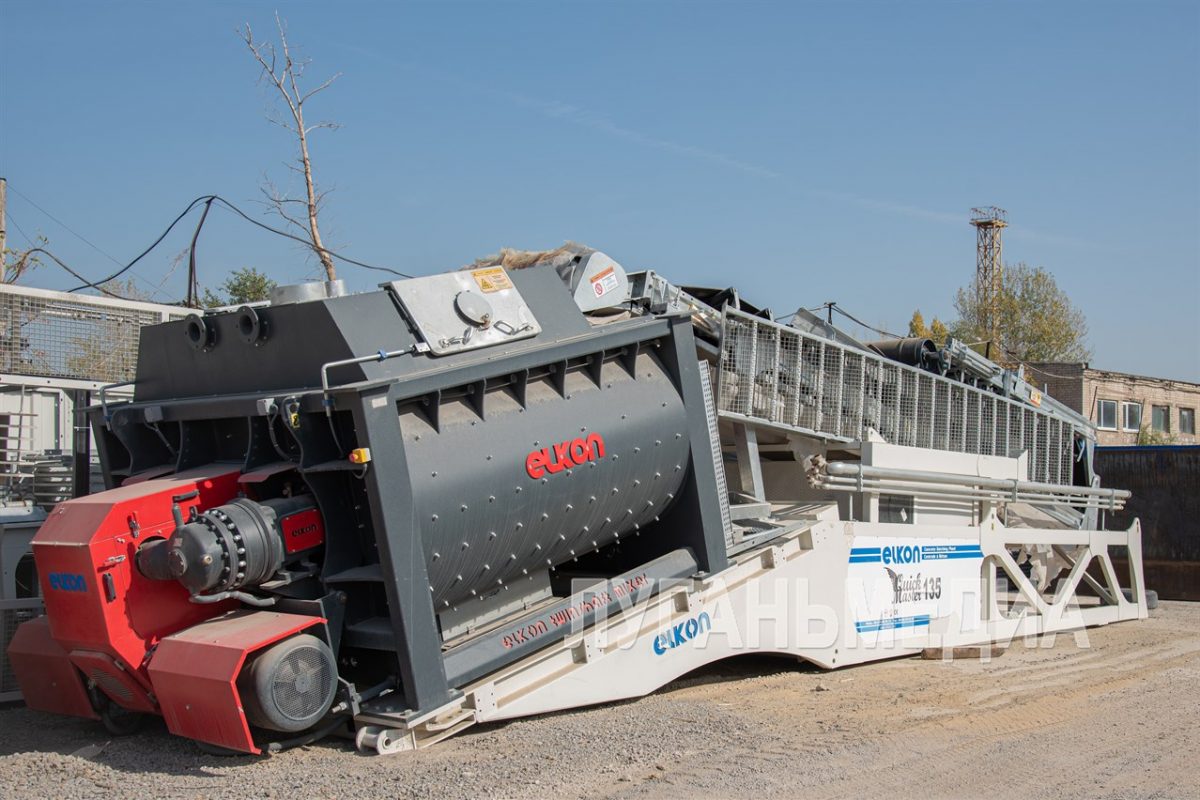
[354,511,1146,754]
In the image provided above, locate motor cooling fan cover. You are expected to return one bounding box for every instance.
[240,634,337,733]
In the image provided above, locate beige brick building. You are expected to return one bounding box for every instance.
[1028,363,1199,446]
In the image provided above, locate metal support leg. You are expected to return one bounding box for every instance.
[350,387,453,714]
[70,389,91,498]
[655,317,731,574]
[732,423,765,501]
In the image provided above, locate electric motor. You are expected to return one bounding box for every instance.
[239,634,337,732]
[136,496,322,597]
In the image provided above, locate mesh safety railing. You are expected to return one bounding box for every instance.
[0,285,186,384]
[717,308,1079,485]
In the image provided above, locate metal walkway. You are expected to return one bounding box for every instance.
[716,308,1083,485]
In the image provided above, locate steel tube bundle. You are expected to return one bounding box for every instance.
[808,459,1130,511]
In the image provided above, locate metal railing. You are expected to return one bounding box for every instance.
[0,283,187,386]
[717,308,1082,485]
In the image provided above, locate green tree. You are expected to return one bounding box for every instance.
[1137,425,1177,446]
[201,267,278,308]
[949,262,1090,363]
[907,309,949,345]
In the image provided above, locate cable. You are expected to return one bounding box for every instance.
[266,406,299,463]
[1020,362,1071,380]
[186,198,215,307]
[68,195,216,291]
[4,209,39,249]
[995,344,1080,383]
[953,336,1074,383]
[11,248,125,297]
[209,196,411,278]
[827,303,905,340]
[771,301,904,338]
[8,185,170,298]
[65,193,412,293]
[774,304,833,322]
[5,183,125,267]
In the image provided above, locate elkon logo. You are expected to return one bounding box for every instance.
[652,611,713,655]
[882,545,922,565]
[48,572,87,593]
[525,433,606,479]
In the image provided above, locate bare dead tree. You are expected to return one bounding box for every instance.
[241,14,341,281]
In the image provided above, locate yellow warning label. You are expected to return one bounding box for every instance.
[1029,389,1043,407]
[471,267,513,294]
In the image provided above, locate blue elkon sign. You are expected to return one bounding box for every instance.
[849,543,983,564]
[47,572,88,592]
[652,611,712,655]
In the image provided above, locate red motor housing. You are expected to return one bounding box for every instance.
[8,466,242,718]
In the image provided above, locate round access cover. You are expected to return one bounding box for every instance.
[454,290,494,326]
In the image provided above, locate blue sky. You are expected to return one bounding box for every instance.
[2,0,1197,380]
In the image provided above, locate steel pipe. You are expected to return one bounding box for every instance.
[808,458,1129,511]
[818,476,1127,511]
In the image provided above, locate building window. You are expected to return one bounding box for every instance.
[1182,408,1196,436]
[1121,402,1142,432]
[1152,405,1171,433]
[1096,399,1117,430]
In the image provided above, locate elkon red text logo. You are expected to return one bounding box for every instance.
[526,433,606,479]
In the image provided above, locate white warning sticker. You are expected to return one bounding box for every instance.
[590,266,620,298]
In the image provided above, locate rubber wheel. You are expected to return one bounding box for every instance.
[90,690,145,736]
[195,740,251,757]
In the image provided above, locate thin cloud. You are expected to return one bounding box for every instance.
[339,43,1094,244]
[1004,226,1103,252]
[501,90,783,180]
[485,87,986,231]
[807,190,964,226]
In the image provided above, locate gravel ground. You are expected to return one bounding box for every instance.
[2,601,1197,800]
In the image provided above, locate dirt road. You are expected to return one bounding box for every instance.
[1,602,1196,800]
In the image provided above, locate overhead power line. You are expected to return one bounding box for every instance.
[826,303,904,340]
[4,185,413,300]
[12,248,125,297]
[6,183,125,267]
[4,209,39,249]
[7,185,169,298]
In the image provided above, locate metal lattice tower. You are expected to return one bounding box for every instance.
[970,206,1007,349]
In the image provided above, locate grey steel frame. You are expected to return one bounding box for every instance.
[335,313,732,718]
